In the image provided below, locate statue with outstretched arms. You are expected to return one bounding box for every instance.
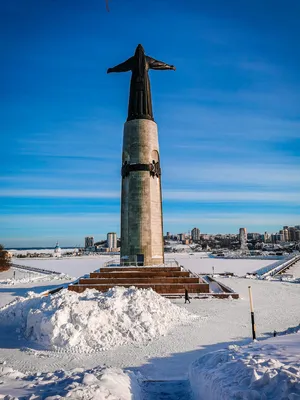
[107,44,175,121]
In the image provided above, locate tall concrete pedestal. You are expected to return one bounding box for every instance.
[120,119,164,266]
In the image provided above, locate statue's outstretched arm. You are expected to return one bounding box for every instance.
[107,57,133,73]
[147,56,176,71]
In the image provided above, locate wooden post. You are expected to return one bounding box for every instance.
[248,286,256,340]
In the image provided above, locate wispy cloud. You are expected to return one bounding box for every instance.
[163,164,300,188]
[0,189,120,199]
[1,188,298,205]
[163,190,300,203]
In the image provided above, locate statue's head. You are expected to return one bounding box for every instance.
[135,44,145,56]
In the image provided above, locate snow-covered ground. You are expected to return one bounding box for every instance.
[0,267,73,287]
[14,253,276,278]
[12,255,113,278]
[189,332,300,399]
[283,260,300,279]
[0,364,142,399]
[0,256,300,399]
[165,253,275,276]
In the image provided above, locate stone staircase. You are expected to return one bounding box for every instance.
[68,265,209,296]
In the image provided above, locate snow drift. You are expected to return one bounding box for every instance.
[189,332,300,400]
[0,362,141,400]
[0,272,73,286]
[0,286,195,352]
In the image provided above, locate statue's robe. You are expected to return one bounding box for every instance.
[108,46,174,121]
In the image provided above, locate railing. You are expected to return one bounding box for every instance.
[102,257,181,268]
[12,263,61,275]
[260,254,300,279]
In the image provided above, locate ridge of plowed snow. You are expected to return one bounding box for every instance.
[189,332,300,400]
[0,363,142,399]
[0,287,196,352]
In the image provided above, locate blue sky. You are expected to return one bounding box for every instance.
[1,0,300,247]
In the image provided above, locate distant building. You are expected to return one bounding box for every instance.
[239,228,248,251]
[247,232,261,241]
[53,241,61,258]
[271,233,282,243]
[288,227,297,242]
[179,233,185,241]
[191,227,200,242]
[107,232,117,250]
[282,228,289,242]
[85,236,94,249]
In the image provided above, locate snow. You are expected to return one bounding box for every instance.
[13,253,278,278]
[12,256,113,278]
[165,253,275,276]
[0,364,142,399]
[1,257,300,398]
[0,287,196,352]
[281,260,300,280]
[0,269,73,286]
[189,332,300,400]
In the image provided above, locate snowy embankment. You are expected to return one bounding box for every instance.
[0,363,142,400]
[0,287,195,352]
[189,332,300,400]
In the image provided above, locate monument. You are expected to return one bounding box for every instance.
[108,44,175,266]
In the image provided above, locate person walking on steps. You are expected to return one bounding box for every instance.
[185,288,191,304]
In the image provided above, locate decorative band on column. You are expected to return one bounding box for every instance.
[121,162,161,178]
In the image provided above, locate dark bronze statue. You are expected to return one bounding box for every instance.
[107,44,175,121]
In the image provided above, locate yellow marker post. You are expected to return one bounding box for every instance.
[248,286,256,340]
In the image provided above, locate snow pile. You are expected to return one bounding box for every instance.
[0,362,25,380]
[0,287,195,352]
[0,273,73,286]
[0,362,141,400]
[189,332,300,400]
[271,274,300,283]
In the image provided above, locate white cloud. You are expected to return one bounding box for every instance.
[163,190,300,203]
[0,189,120,199]
[1,187,299,204]
[163,163,300,188]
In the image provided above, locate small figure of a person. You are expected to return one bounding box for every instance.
[185,288,191,304]
[13,271,16,279]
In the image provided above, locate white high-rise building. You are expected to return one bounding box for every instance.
[191,227,200,241]
[239,227,248,251]
[107,232,117,250]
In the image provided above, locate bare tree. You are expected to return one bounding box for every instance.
[0,244,11,272]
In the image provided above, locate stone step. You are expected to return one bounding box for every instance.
[90,271,190,279]
[79,277,200,285]
[100,266,182,272]
[68,283,209,294]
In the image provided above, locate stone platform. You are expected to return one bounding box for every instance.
[68,265,209,296]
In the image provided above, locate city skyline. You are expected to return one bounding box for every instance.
[1,0,300,247]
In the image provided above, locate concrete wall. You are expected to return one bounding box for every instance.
[120,119,164,266]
